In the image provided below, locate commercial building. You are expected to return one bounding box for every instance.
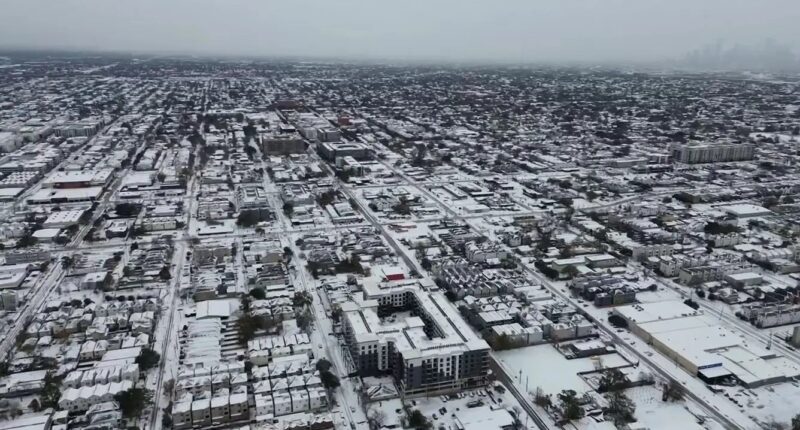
[42,169,113,188]
[0,264,31,290]
[0,171,40,188]
[27,187,104,204]
[0,413,53,430]
[43,209,85,228]
[613,301,800,387]
[317,142,369,161]
[721,204,772,219]
[316,128,341,142]
[341,280,490,397]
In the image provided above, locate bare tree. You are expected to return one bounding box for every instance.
[662,380,684,402]
[163,378,175,397]
[512,405,523,425]
[367,409,386,430]
[533,386,552,408]
[763,419,787,430]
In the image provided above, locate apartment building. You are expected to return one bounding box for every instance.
[341,280,490,397]
[670,142,755,164]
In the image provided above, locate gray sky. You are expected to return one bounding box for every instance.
[1,0,799,64]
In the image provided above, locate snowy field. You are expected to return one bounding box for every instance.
[730,381,800,427]
[625,385,715,430]
[495,344,631,396]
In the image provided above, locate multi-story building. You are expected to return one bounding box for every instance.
[678,259,755,285]
[569,273,638,307]
[235,185,272,220]
[341,280,490,397]
[316,128,341,142]
[280,183,315,206]
[670,143,755,164]
[5,249,51,264]
[317,142,369,161]
[335,155,364,176]
[0,132,22,152]
[464,241,508,263]
[740,303,800,328]
[235,185,269,211]
[263,133,305,155]
[52,119,103,138]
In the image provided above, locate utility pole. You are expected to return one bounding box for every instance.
[767,331,773,350]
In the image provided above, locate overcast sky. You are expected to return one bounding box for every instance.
[1,0,799,64]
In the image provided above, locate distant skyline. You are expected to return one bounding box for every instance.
[1,0,799,66]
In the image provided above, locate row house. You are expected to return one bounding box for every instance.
[254,386,328,419]
[63,364,139,388]
[173,388,249,430]
[59,380,134,412]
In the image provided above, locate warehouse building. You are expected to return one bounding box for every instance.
[613,301,800,387]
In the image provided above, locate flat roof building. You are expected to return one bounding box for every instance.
[342,280,490,397]
[28,187,103,204]
[613,301,800,387]
[0,413,53,430]
[317,142,370,161]
[670,142,755,164]
[42,169,113,189]
[43,209,84,228]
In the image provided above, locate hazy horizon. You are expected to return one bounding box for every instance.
[2,0,800,66]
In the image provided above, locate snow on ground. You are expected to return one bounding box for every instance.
[731,380,800,427]
[573,289,761,429]
[635,287,685,304]
[411,386,530,429]
[497,343,727,430]
[495,344,631,396]
[366,398,404,428]
[626,385,710,430]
